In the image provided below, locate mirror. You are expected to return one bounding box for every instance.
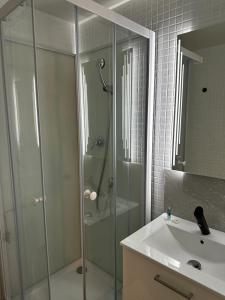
[173,21,225,180]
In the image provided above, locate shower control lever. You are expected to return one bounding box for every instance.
[90,136,104,150]
[84,189,97,201]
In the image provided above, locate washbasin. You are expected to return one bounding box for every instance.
[121,213,225,297]
[144,223,225,279]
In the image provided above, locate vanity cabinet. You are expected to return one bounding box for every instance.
[123,247,224,300]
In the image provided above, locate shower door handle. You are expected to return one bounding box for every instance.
[33,196,45,205]
[84,189,97,201]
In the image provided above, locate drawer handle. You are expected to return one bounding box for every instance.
[154,274,193,299]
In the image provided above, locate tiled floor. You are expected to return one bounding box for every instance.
[19,260,122,300]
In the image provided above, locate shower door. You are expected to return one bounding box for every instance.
[0,1,50,299]
[76,8,115,300]
[76,4,152,300]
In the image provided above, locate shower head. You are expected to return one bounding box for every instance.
[96,57,113,95]
[96,58,106,69]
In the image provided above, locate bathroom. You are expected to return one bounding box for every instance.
[0,0,225,299]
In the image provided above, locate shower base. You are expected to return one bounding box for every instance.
[14,260,122,300]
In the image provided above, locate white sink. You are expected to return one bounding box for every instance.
[121,214,225,297]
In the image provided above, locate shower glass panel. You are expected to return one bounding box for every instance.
[0,1,153,299]
[77,8,115,300]
[115,25,149,297]
[32,1,82,298]
[0,1,50,299]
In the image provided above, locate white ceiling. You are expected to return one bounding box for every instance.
[34,0,75,22]
[35,0,123,23]
[179,21,225,51]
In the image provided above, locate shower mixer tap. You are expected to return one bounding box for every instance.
[90,136,104,150]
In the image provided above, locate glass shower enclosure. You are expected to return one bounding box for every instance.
[0,0,155,299]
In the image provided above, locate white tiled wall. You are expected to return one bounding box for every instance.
[102,0,225,218]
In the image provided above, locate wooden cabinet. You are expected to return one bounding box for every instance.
[123,247,224,300]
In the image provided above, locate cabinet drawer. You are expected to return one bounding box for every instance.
[123,248,224,300]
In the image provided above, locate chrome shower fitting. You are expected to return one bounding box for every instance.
[90,136,105,150]
[96,58,113,95]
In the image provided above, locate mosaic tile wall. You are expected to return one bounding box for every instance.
[164,169,225,232]
[108,0,225,218]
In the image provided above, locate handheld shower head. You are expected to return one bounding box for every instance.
[97,58,106,69]
[96,57,113,95]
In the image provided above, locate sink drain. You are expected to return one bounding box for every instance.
[187,260,201,270]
